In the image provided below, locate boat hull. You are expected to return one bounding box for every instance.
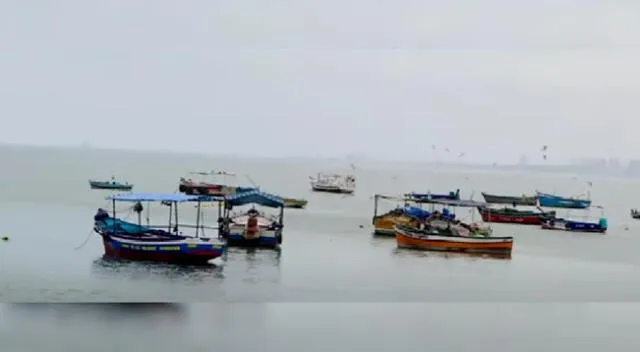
[395,225,513,254]
[311,185,354,194]
[540,218,606,233]
[89,181,133,191]
[477,206,555,225]
[179,182,256,196]
[225,215,282,248]
[283,198,308,209]
[100,235,226,265]
[373,213,421,236]
[481,192,537,206]
[94,217,226,265]
[536,193,591,209]
[226,232,280,248]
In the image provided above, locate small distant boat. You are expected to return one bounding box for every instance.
[218,190,285,248]
[178,170,257,196]
[89,177,133,191]
[477,206,555,225]
[481,192,537,206]
[631,209,640,220]
[309,173,355,194]
[536,192,591,209]
[394,224,513,255]
[94,193,226,265]
[282,197,308,209]
[405,189,460,202]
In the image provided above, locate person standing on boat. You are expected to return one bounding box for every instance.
[245,209,260,238]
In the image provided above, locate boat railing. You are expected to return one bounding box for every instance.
[145,224,219,231]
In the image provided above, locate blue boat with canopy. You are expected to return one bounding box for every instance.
[216,190,285,248]
[93,193,227,265]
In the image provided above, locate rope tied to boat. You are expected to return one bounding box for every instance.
[74,203,137,250]
[73,228,95,250]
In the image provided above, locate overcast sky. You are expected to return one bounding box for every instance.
[1,0,638,163]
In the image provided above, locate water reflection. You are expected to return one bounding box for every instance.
[223,247,282,268]
[369,234,395,246]
[2,303,187,320]
[392,248,512,261]
[91,255,225,282]
[0,303,192,351]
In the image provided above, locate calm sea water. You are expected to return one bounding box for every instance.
[2,145,640,350]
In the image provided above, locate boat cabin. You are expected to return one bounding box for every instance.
[214,190,285,248]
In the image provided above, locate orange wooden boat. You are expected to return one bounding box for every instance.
[394,225,513,254]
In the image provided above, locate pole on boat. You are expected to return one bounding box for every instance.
[195,199,202,238]
[372,194,378,224]
[168,202,173,232]
[174,201,179,234]
[111,199,116,219]
[146,201,150,226]
[135,202,142,226]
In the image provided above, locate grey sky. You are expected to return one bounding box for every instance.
[1,0,638,162]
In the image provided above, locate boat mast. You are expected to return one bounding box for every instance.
[167,203,173,232]
[373,194,379,224]
[146,201,150,226]
[174,201,179,233]
[195,199,202,238]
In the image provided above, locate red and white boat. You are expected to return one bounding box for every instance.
[178,170,257,196]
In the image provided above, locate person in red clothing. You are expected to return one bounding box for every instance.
[245,209,260,238]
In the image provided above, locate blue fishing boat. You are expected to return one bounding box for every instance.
[541,217,607,233]
[536,192,591,209]
[218,190,285,248]
[405,189,460,202]
[94,193,226,265]
[540,206,607,233]
[89,176,133,191]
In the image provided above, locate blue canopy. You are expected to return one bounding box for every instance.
[224,190,284,208]
[107,193,220,203]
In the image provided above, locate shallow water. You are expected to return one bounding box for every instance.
[2,146,640,302]
[2,146,640,349]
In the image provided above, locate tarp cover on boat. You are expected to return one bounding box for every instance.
[403,206,456,220]
[107,193,217,203]
[224,190,284,208]
[403,206,431,220]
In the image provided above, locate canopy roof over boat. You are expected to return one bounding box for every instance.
[107,193,214,203]
[224,190,284,208]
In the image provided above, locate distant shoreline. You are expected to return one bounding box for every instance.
[1,142,637,179]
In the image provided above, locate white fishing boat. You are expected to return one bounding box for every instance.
[309,173,356,194]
